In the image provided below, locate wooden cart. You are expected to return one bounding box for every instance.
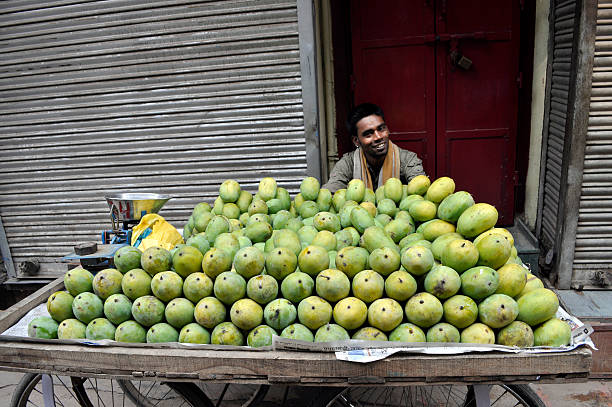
[0,278,593,407]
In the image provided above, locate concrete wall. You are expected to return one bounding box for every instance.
[525,0,551,230]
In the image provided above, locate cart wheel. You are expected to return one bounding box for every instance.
[195,383,269,407]
[318,384,546,407]
[10,372,212,407]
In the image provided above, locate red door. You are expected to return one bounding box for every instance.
[351,1,520,224]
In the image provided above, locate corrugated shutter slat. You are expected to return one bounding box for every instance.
[0,0,308,278]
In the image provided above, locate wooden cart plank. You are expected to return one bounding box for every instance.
[0,279,594,386]
[0,277,63,332]
[0,341,592,385]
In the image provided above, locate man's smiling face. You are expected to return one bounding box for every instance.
[353,114,389,164]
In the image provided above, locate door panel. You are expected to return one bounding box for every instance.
[444,1,513,33]
[436,1,519,224]
[351,0,436,176]
[350,0,519,224]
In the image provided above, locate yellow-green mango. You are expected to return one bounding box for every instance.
[346,179,366,203]
[316,268,350,302]
[431,232,462,261]
[179,323,211,344]
[426,322,460,343]
[244,221,273,243]
[516,273,545,299]
[443,295,478,329]
[460,323,495,344]
[375,185,386,204]
[409,200,437,222]
[384,270,417,301]
[460,266,499,300]
[389,322,426,342]
[332,189,347,212]
[384,218,414,243]
[314,323,350,342]
[335,246,370,279]
[437,191,475,223]
[281,323,314,342]
[424,265,461,300]
[533,318,571,347]
[298,245,330,277]
[350,206,375,233]
[313,211,341,233]
[352,270,385,303]
[495,263,528,297]
[384,177,403,203]
[368,298,403,332]
[316,188,332,212]
[401,245,434,276]
[194,297,226,329]
[406,175,431,196]
[359,226,397,253]
[421,219,456,242]
[456,203,498,239]
[297,296,332,330]
[474,227,515,247]
[399,194,424,211]
[230,298,263,331]
[517,288,559,326]
[301,177,321,201]
[475,233,512,269]
[236,190,253,213]
[352,326,388,341]
[369,247,401,277]
[478,293,518,328]
[276,187,292,211]
[258,177,278,201]
[497,321,534,347]
[405,292,443,328]
[424,176,455,203]
[211,322,244,345]
[219,179,241,203]
[265,247,298,281]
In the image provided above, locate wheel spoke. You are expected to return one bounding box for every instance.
[153,387,174,406]
[91,378,108,407]
[55,376,80,405]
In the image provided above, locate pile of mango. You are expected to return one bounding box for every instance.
[29,176,572,348]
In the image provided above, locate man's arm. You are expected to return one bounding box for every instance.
[399,149,426,183]
[321,153,354,194]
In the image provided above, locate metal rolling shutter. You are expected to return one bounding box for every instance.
[573,1,612,287]
[538,1,577,256]
[0,0,310,278]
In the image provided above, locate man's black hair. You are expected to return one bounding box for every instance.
[346,102,385,139]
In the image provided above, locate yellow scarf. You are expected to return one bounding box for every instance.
[355,141,401,190]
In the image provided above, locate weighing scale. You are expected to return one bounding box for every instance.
[62,193,172,271]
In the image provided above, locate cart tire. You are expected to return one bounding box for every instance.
[10,372,211,407]
[119,379,214,407]
[196,383,269,407]
[317,383,546,407]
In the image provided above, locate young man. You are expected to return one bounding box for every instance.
[322,103,425,193]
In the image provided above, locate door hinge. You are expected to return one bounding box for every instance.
[513,170,520,186]
[516,72,523,88]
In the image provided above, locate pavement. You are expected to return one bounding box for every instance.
[531,380,612,406]
[0,369,610,406]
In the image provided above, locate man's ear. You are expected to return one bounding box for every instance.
[352,136,360,148]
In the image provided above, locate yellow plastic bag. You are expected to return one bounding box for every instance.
[131,213,184,251]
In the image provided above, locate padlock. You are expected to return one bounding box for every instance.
[457,55,473,70]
